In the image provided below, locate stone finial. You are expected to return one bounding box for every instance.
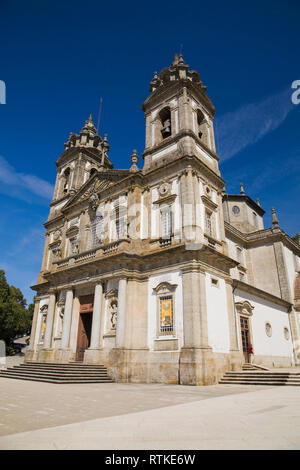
[240,183,245,195]
[256,198,261,207]
[271,207,279,227]
[178,53,185,65]
[130,149,139,173]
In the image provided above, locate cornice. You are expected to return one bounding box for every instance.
[142,128,220,162]
[233,279,292,310]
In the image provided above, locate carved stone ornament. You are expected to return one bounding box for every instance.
[105,289,118,331]
[235,300,254,317]
[158,181,171,198]
[52,247,62,260]
[89,193,100,211]
[110,299,118,330]
[40,304,48,313]
[53,230,61,241]
[153,281,177,294]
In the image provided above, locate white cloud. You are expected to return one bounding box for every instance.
[0,156,54,199]
[216,87,294,161]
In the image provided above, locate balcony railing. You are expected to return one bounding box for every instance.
[53,239,130,270]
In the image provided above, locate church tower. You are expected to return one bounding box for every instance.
[142,54,219,175]
[49,115,113,219]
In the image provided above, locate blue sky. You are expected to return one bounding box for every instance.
[0,0,299,304]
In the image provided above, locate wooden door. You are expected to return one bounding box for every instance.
[240,316,250,363]
[76,312,92,362]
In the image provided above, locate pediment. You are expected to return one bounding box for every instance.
[63,171,125,210]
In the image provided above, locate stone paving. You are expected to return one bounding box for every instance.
[0,378,299,449]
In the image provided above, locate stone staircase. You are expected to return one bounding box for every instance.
[242,363,269,371]
[220,369,300,386]
[0,362,114,384]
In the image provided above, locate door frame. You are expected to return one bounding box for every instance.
[76,295,94,362]
[235,300,254,363]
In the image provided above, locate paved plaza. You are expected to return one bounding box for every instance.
[0,378,299,450]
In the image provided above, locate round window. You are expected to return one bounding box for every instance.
[232,205,240,215]
[284,327,290,341]
[265,322,272,337]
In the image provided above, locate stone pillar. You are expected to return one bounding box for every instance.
[27,301,40,350]
[289,307,300,365]
[24,301,40,362]
[115,278,127,348]
[90,283,103,349]
[180,266,214,385]
[180,168,196,243]
[43,293,56,350]
[61,289,74,349]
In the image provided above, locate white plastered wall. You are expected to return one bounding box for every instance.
[234,289,294,359]
[205,272,230,353]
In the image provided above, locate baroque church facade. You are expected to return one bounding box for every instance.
[26,55,300,385]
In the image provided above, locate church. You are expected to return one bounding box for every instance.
[25,55,300,385]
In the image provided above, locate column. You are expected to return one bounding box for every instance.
[182,267,209,348]
[116,278,127,348]
[43,293,56,349]
[61,289,74,349]
[27,301,40,350]
[89,283,103,349]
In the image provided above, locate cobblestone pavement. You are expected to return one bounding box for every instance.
[0,378,299,449]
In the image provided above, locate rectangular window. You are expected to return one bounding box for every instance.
[159,296,174,334]
[252,212,257,227]
[205,210,212,236]
[211,278,219,287]
[161,207,172,238]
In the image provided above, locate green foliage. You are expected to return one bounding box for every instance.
[0,270,33,346]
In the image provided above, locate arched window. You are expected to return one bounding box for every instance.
[197,109,206,139]
[159,107,171,139]
[90,168,97,179]
[63,168,71,194]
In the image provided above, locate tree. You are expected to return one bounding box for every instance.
[0,270,33,347]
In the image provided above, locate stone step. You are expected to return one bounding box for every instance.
[24,362,106,368]
[0,362,113,384]
[0,374,113,384]
[224,373,300,378]
[221,376,300,382]
[16,365,108,372]
[220,369,300,386]
[220,380,300,386]
[0,370,110,379]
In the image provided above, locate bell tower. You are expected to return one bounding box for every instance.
[49,115,113,219]
[142,54,220,174]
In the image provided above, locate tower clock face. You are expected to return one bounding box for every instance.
[232,205,240,215]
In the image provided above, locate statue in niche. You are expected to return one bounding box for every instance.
[56,300,65,337]
[110,299,118,330]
